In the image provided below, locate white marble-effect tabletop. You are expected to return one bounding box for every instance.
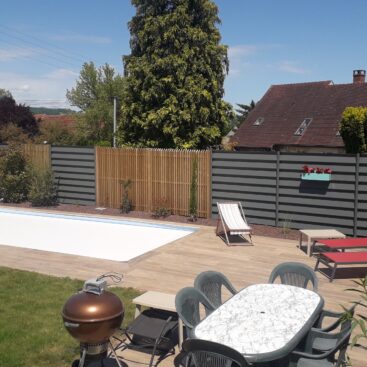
[194,284,322,358]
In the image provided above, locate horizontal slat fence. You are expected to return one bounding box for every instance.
[212,151,367,236]
[23,144,51,170]
[278,154,356,236]
[212,151,277,226]
[51,146,95,205]
[96,147,211,218]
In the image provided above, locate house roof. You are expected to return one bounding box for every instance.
[231,80,367,149]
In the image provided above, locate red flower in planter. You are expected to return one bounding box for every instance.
[302,166,332,174]
[316,167,323,174]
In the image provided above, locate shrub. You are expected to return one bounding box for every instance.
[0,148,29,203]
[345,276,367,351]
[120,179,132,213]
[188,156,198,221]
[152,197,171,218]
[340,107,367,153]
[28,167,57,207]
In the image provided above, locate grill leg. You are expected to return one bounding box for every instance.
[109,339,125,367]
[78,348,87,367]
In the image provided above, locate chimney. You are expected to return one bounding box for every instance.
[353,69,366,84]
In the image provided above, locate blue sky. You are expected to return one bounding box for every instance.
[0,0,366,109]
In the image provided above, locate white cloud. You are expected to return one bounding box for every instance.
[0,47,39,61]
[227,45,259,76]
[49,33,111,44]
[227,44,282,77]
[0,69,78,108]
[278,60,309,74]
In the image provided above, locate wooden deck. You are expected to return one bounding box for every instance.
[0,209,366,366]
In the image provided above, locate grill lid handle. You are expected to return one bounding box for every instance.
[82,273,123,295]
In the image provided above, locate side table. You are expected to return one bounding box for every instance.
[298,229,345,256]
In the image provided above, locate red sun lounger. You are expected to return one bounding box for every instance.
[315,251,367,282]
[318,238,367,251]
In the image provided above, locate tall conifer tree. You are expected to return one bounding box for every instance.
[119,0,232,148]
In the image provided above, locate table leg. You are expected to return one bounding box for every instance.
[134,304,142,318]
[299,232,302,249]
[307,236,312,257]
[178,318,184,350]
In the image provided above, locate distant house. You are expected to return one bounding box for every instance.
[231,70,367,153]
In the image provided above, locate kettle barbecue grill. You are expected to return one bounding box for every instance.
[62,274,126,367]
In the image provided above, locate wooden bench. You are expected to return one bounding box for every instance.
[315,251,367,282]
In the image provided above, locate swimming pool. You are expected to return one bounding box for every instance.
[0,208,196,261]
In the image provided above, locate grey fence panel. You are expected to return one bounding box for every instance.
[51,146,95,205]
[212,151,363,236]
[212,151,278,225]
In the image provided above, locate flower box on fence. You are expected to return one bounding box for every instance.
[301,172,331,181]
[301,165,332,181]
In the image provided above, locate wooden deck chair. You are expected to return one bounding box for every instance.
[216,202,253,245]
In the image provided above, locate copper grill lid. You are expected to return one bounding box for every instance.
[62,276,124,323]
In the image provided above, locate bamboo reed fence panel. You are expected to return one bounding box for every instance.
[22,144,51,170]
[96,147,211,218]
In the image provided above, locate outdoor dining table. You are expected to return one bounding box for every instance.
[194,283,324,364]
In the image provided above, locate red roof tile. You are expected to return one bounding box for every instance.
[231,80,367,149]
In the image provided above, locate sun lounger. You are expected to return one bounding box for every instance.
[216,202,253,246]
[315,251,367,282]
[317,238,367,251]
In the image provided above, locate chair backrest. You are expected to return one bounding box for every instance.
[314,304,356,332]
[217,202,248,229]
[268,262,318,291]
[174,339,250,367]
[175,287,215,337]
[194,271,237,309]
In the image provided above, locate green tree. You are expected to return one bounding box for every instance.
[0,90,38,137]
[66,62,125,146]
[235,100,256,125]
[340,107,367,153]
[118,0,232,149]
[0,88,12,98]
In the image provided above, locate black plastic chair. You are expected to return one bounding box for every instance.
[289,320,352,367]
[314,304,356,332]
[268,262,318,291]
[113,308,178,367]
[174,339,251,367]
[194,270,237,309]
[175,287,215,338]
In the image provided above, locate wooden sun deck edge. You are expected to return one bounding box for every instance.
[0,216,365,365]
[0,204,204,230]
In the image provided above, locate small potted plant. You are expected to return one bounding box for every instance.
[301,165,332,181]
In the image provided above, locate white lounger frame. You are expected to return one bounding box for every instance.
[216,201,253,246]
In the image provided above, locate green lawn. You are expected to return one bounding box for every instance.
[0,267,141,367]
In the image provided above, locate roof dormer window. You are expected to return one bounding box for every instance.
[294,118,312,136]
[253,117,264,126]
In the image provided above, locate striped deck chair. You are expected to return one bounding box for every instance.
[216,202,253,246]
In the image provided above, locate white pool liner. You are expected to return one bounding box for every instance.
[0,208,195,261]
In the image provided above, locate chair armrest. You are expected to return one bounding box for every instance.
[314,309,342,328]
[309,328,340,340]
[291,349,331,360]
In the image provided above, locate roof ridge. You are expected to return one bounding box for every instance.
[271,80,333,87]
